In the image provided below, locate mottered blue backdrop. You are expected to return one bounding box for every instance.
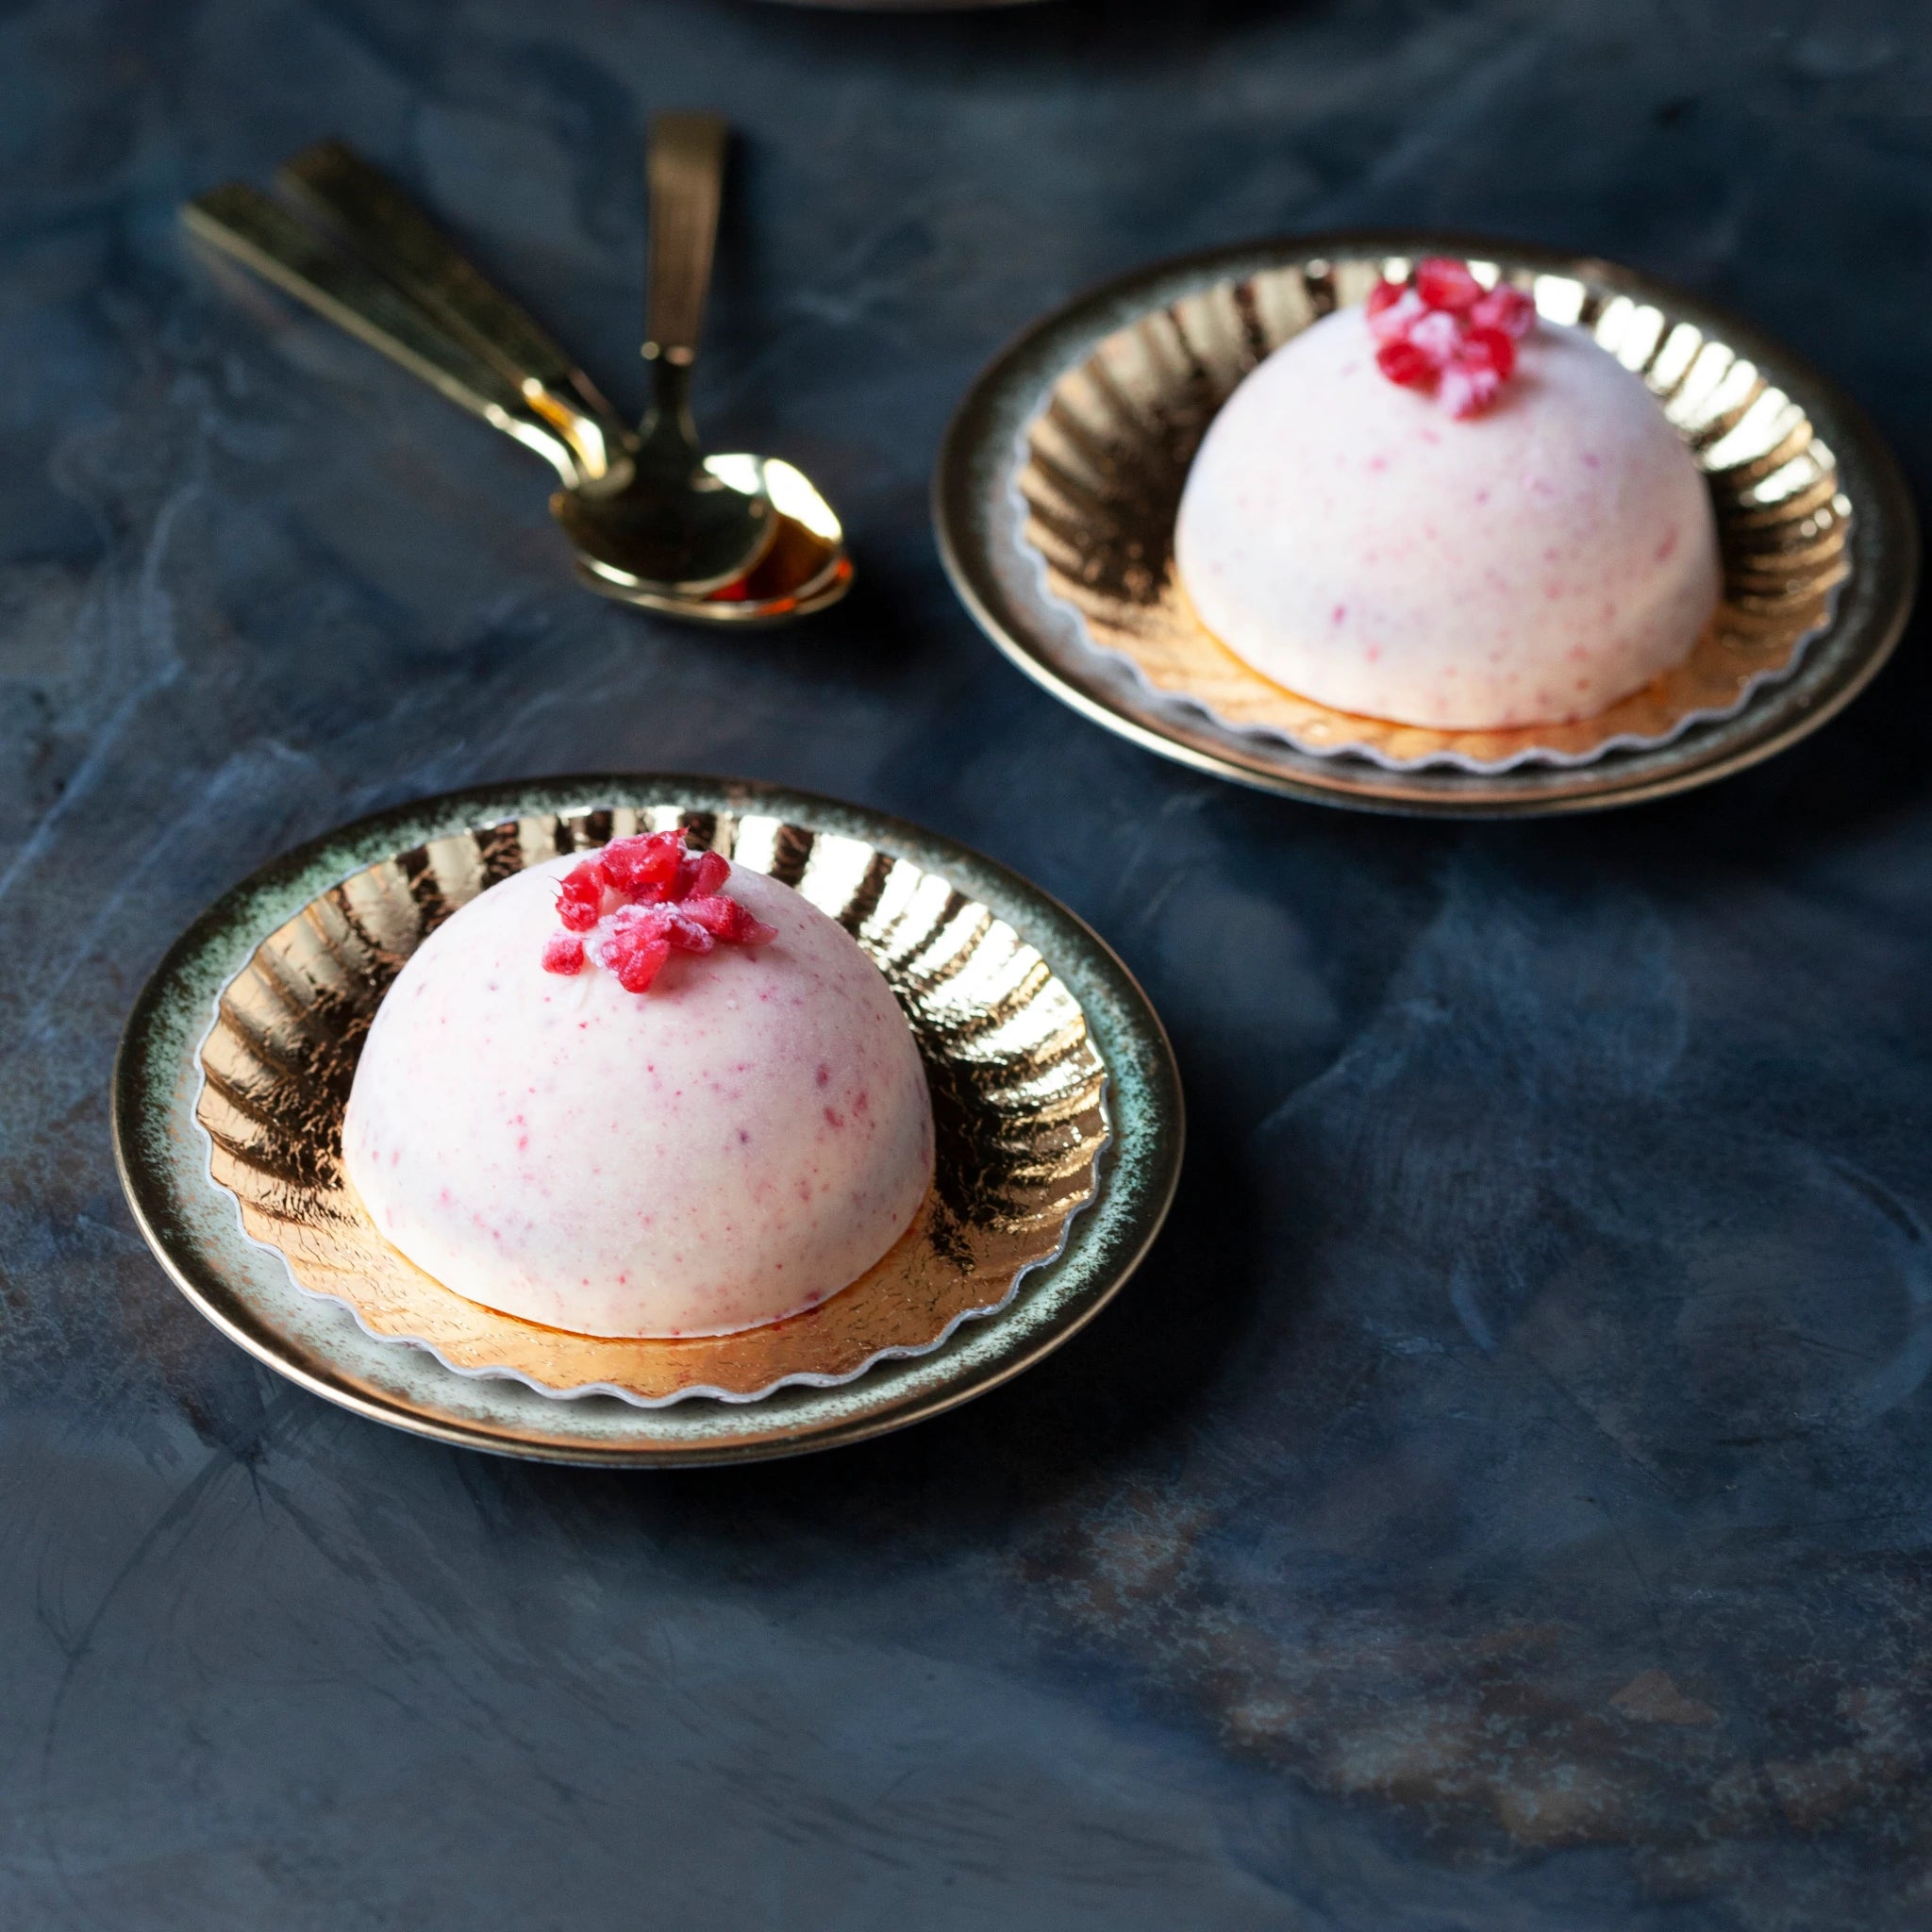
[1,3,1929,1926]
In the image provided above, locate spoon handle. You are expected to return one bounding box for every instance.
[275,140,631,485]
[182,184,591,486]
[644,114,727,371]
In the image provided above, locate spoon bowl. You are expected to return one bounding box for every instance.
[554,449,776,595]
[573,456,852,625]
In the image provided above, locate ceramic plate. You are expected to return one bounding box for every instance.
[113,777,1182,1465]
[934,232,1918,816]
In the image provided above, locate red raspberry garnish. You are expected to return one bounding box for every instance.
[1440,361,1504,420]
[1407,308,1465,368]
[597,830,683,901]
[598,910,674,993]
[670,848,730,903]
[1414,257,1484,312]
[541,932,585,975]
[1470,283,1535,339]
[1460,325,1517,380]
[680,893,778,946]
[1364,258,1535,417]
[542,831,774,991]
[1375,338,1437,389]
[556,859,606,932]
[1366,281,1425,344]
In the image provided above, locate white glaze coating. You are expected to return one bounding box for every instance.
[342,856,934,1338]
[1174,309,1723,729]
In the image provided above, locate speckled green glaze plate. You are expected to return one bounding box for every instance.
[935,231,1919,816]
[112,777,1183,1467]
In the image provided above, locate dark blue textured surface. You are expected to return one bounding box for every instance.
[3,3,1930,1926]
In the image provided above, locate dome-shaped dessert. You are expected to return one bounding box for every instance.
[342,838,935,1339]
[1174,270,1723,731]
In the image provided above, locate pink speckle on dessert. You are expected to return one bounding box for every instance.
[341,846,935,1338]
[1174,285,1723,732]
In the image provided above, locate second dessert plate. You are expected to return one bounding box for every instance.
[934,232,1918,816]
[113,777,1182,1466]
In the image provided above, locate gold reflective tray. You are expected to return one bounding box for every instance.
[935,233,1918,815]
[113,779,1182,1464]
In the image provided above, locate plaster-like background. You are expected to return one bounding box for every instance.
[2,3,1929,1925]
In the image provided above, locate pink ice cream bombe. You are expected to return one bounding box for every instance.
[341,854,936,1339]
[1174,305,1724,731]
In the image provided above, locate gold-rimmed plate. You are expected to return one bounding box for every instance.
[113,777,1182,1466]
[934,232,1919,816]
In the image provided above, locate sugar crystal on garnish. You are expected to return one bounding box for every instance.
[541,932,585,975]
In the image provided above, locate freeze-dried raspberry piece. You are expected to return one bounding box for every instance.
[1365,259,1534,416]
[664,912,716,954]
[1460,325,1517,380]
[556,859,606,932]
[548,832,774,991]
[670,848,730,902]
[1470,283,1536,339]
[541,932,585,975]
[1441,325,1518,417]
[1375,338,1438,390]
[598,830,683,900]
[1414,257,1485,312]
[598,910,674,993]
[1366,282,1425,343]
[681,893,778,946]
[1441,361,1505,420]
[1407,308,1465,368]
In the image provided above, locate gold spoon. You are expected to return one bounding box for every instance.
[280,137,847,624]
[182,134,850,621]
[550,114,776,597]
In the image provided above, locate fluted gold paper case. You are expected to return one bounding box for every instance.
[194,806,1109,1406]
[1017,255,1851,772]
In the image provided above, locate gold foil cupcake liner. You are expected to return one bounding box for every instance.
[194,806,1109,1406]
[1013,254,1850,773]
